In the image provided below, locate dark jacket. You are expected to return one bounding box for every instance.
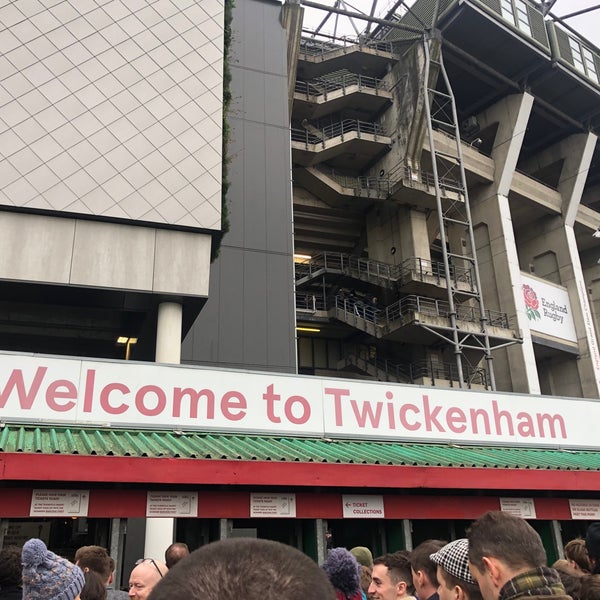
[0,585,22,600]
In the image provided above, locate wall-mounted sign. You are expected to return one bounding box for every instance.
[521,274,577,343]
[30,490,89,516]
[146,492,198,517]
[342,495,384,518]
[250,493,296,517]
[2,352,600,449]
[500,497,536,519]
[569,499,600,520]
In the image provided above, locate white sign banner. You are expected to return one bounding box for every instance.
[500,497,536,518]
[521,274,577,343]
[146,492,198,517]
[1,352,600,449]
[569,499,600,520]
[30,490,89,516]
[342,494,385,518]
[250,493,296,517]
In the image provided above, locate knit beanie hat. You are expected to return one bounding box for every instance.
[22,538,85,600]
[586,523,600,561]
[322,547,361,599]
[350,546,374,568]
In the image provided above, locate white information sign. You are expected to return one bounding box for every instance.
[500,497,536,518]
[569,499,600,520]
[521,274,577,343]
[30,490,89,516]
[2,352,600,449]
[250,493,296,517]
[146,492,198,517]
[342,494,385,518]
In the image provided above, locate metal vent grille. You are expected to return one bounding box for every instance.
[527,4,550,49]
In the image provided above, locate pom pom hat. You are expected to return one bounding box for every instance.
[22,538,85,600]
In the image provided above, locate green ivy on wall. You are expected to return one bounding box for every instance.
[212,0,234,261]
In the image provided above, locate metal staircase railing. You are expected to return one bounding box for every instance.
[291,119,387,146]
[295,73,389,98]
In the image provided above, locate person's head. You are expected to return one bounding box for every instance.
[369,550,414,600]
[0,545,22,589]
[75,546,112,583]
[164,543,189,570]
[147,538,336,600]
[467,511,548,600]
[564,540,592,574]
[351,547,374,569]
[411,540,446,600]
[322,547,361,599]
[128,559,167,600]
[81,570,107,600]
[22,538,85,600]
[552,559,584,600]
[430,539,482,600]
[586,524,600,573]
[581,574,600,600]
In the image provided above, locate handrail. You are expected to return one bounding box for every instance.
[312,163,464,197]
[399,257,474,289]
[295,73,389,97]
[299,37,396,57]
[291,119,387,145]
[295,291,513,330]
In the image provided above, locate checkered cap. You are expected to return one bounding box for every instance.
[430,538,476,585]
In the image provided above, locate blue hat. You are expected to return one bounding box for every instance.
[22,538,85,600]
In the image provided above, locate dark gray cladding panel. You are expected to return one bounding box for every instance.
[183,0,296,373]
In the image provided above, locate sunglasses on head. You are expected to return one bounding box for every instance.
[135,558,164,578]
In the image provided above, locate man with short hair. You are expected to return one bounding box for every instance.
[369,550,416,600]
[75,545,128,600]
[411,540,446,600]
[164,542,189,569]
[430,539,482,600]
[147,538,335,600]
[467,511,571,600]
[128,558,168,600]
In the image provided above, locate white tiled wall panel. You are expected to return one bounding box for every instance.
[0,0,223,230]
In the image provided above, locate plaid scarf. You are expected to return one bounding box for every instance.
[499,567,567,600]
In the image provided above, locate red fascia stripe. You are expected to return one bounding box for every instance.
[1,453,599,491]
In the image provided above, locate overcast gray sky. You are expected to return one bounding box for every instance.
[301,0,600,47]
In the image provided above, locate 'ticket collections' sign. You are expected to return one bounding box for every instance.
[1,352,599,449]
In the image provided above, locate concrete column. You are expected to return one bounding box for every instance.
[470,92,538,393]
[144,302,183,558]
[155,301,183,363]
[366,205,431,265]
[517,133,600,397]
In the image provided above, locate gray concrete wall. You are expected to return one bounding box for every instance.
[182,0,296,373]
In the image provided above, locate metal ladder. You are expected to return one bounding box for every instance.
[422,31,497,391]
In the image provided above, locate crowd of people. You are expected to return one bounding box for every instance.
[1,512,600,600]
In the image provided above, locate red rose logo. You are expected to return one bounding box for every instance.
[523,284,540,320]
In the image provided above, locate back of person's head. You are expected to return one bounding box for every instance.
[164,543,189,570]
[411,540,446,587]
[467,511,546,572]
[374,550,415,594]
[322,547,361,599]
[552,560,585,600]
[351,547,374,569]
[22,538,85,600]
[581,574,600,600]
[147,538,336,600]
[81,570,107,600]
[565,539,592,573]
[0,545,22,588]
[587,524,600,573]
[75,545,112,582]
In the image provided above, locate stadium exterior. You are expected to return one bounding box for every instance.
[1,0,600,588]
